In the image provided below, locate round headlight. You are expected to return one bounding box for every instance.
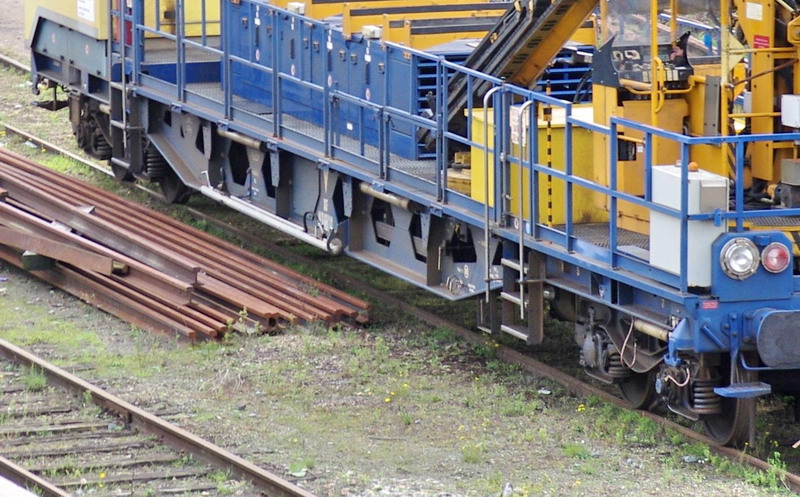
[761,242,791,273]
[720,238,760,280]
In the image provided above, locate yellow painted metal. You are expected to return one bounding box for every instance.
[570,21,597,46]
[591,79,688,233]
[161,1,221,37]
[733,0,783,182]
[386,21,491,49]
[25,0,109,40]
[469,105,606,225]
[272,0,487,21]
[342,4,508,39]
[447,168,472,195]
[25,1,219,42]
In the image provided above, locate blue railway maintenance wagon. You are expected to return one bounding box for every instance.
[24,0,800,446]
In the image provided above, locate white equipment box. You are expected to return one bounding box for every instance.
[649,165,728,288]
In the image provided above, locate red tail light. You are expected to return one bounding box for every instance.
[761,243,791,273]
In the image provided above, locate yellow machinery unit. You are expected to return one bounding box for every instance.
[468,105,606,226]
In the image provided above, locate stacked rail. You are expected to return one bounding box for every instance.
[0,148,369,339]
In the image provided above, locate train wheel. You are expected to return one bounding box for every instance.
[702,397,754,447]
[619,371,658,410]
[702,359,755,447]
[160,168,192,204]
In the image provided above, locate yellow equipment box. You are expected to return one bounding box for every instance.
[469,104,606,226]
[25,1,219,42]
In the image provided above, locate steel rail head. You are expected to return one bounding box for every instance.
[0,54,31,74]
[0,339,319,497]
[0,455,73,497]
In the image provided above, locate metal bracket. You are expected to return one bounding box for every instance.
[343,177,353,218]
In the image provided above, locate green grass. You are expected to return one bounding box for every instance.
[21,366,46,392]
[562,443,590,460]
[288,457,315,477]
[461,443,484,464]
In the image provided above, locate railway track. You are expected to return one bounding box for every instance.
[1,54,799,493]
[0,338,317,497]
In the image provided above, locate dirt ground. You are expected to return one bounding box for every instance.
[0,2,794,496]
[0,0,26,62]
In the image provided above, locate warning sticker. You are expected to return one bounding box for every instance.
[753,34,770,48]
[77,0,95,22]
[509,105,530,147]
[745,1,763,21]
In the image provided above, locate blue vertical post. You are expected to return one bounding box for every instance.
[378,108,386,179]
[735,141,745,232]
[383,46,391,175]
[530,100,539,239]
[323,25,331,157]
[679,142,690,293]
[644,133,653,201]
[440,58,449,203]
[609,121,619,268]
[155,0,161,31]
[177,0,185,101]
[131,0,141,84]
[466,76,473,142]
[564,103,573,253]
[434,59,443,201]
[271,9,280,137]
[358,105,365,157]
[248,3,255,61]
[222,0,231,119]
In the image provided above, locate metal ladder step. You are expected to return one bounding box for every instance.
[500,291,524,308]
[500,257,528,274]
[500,324,529,341]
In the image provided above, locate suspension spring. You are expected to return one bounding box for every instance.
[607,350,631,379]
[90,129,112,159]
[145,147,167,179]
[692,377,722,414]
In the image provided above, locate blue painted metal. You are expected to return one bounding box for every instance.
[714,382,772,398]
[711,233,793,302]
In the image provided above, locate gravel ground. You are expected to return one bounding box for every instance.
[0,2,793,496]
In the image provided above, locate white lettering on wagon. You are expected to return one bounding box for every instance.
[77,0,96,22]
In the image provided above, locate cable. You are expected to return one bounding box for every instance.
[665,369,691,388]
[620,319,637,369]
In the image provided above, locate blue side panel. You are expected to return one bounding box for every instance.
[142,61,220,85]
[224,3,422,159]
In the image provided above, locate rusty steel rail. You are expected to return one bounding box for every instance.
[0,338,318,497]
[0,145,369,337]
[0,61,797,492]
[0,53,30,74]
[0,455,72,497]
